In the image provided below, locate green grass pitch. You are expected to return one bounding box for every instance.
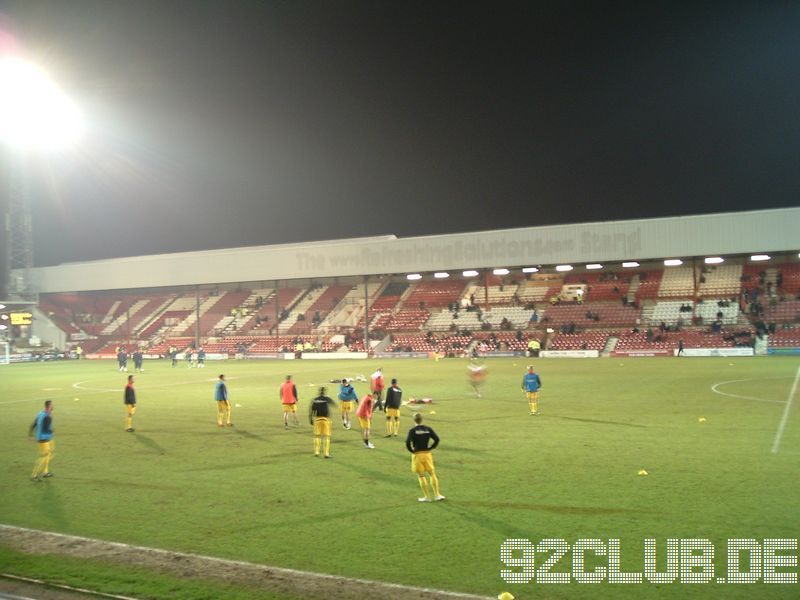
[1,356,799,599]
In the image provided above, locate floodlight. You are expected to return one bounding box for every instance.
[555,265,573,272]
[406,273,422,281]
[521,267,538,273]
[585,264,603,270]
[493,268,509,276]
[462,270,479,277]
[622,261,640,268]
[0,56,83,150]
[433,272,449,278]
[664,259,683,266]
[704,257,724,265]
[750,255,770,262]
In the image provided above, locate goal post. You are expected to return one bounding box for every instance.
[0,341,9,365]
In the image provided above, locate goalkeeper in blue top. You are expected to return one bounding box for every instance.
[522,365,542,415]
[338,378,359,430]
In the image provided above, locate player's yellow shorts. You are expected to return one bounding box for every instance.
[358,417,371,430]
[217,400,230,411]
[411,451,435,475]
[386,408,400,418]
[314,417,331,436]
[38,440,54,457]
[526,391,539,402]
[282,403,297,413]
[340,401,354,412]
[126,404,136,416]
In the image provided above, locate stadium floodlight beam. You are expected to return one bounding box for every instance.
[750,254,770,262]
[1,55,83,301]
[492,268,510,276]
[433,272,449,278]
[555,265,573,272]
[622,261,640,268]
[704,257,724,265]
[406,273,422,281]
[462,270,479,277]
[664,259,683,266]
[0,56,83,151]
[521,267,539,273]
[585,264,603,270]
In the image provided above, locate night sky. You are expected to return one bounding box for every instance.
[1,0,799,269]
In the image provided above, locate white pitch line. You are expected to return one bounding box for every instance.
[710,378,789,404]
[0,525,490,600]
[771,365,800,454]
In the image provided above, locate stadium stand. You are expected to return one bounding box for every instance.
[768,328,800,347]
[539,301,641,328]
[657,266,695,297]
[548,331,613,351]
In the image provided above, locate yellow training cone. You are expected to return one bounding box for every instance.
[429,410,436,415]
[498,593,515,600]
[638,469,649,476]
[698,416,707,422]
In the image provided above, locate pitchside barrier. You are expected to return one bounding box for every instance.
[768,347,800,355]
[539,350,600,358]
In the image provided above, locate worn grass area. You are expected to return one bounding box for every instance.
[1,357,799,599]
[0,545,292,599]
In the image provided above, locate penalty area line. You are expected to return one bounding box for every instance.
[771,365,800,454]
[0,525,490,600]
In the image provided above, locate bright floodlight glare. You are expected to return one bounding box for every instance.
[433,272,449,279]
[521,267,538,273]
[664,259,683,266]
[406,273,422,281]
[493,268,509,276]
[622,261,640,268]
[750,255,770,262]
[704,257,724,265]
[555,265,573,272]
[462,270,479,277]
[585,264,603,270]
[0,56,83,150]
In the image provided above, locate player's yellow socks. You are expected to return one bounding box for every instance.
[394,419,400,435]
[430,474,441,497]
[225,407,232,425]
[385,419,392,435]
[418,476,431,499]
[126,415,132,429]
[314,436,321,455]
[324,436,331,457]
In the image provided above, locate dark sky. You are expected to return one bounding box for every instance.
[1,0,799,268]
